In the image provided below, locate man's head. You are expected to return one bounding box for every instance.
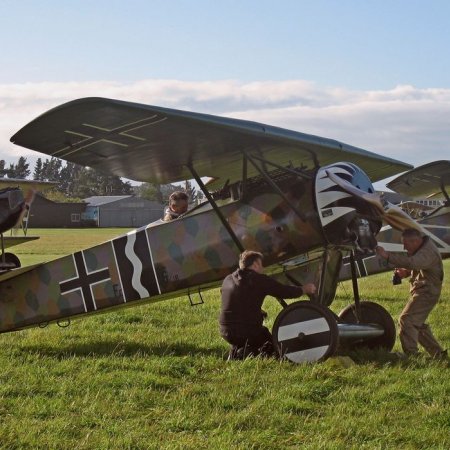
[169,191,189,215]
[401,228,423,255]
[239,250,264,273]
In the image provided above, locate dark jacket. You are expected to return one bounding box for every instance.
[219,268,304,329]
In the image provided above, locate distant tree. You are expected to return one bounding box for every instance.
[135,183,183,204]
[33,158,44,180]
[59,162,82,196]
[28,156,134,199]
[196,189,205,203]
[41,157,62,182]
[0,160,7,178]
[8,156,30,179]
[134,182,164,203]
[71,167,99,198]
[40,159,50,180]
[184,180,195,202]
[183,180,204,203]
[66,167,133,198]
[97,173,133,196]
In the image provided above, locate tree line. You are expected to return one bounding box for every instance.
[1,156,203,204]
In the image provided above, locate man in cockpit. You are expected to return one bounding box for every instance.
[163,191,189,221]
[219,250,317,360]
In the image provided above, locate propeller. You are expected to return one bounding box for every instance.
[325,170,426,234]
[13,188,36,232]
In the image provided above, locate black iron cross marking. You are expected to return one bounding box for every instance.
[59,251,110,313]
[54,115,167,159]
[343,255,368,277]
[355,257,368,277]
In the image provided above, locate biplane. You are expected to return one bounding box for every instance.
[386,160,450,257]
[2,97,442,363]
[0,178,56,269]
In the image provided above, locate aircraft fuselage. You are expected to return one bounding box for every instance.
[0,162,383,333]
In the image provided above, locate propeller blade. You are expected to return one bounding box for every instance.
[381,201,426,233]
[13,188,36,229]
[325,170,426,233]
[325,170,385,214]
[24,188,36,207]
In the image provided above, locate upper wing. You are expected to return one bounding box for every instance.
[11,97,412,185]
[0,178,56,191]
[387,160,450,199]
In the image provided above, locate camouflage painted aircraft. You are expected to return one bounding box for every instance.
[2,97,444,363]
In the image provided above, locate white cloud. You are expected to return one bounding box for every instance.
[1,80,449,181]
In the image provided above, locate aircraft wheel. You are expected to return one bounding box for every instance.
[272,301,339,363]
[3,252,21,268]
[338,301,395,351]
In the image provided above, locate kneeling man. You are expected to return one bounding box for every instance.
[219,250,317,360]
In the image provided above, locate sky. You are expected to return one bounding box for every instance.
[1,0,449,190]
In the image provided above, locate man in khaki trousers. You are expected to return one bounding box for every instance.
[376,228,446,358]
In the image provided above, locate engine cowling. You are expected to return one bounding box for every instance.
[314,162,381,251]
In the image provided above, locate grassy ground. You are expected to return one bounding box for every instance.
[1,229,449,449]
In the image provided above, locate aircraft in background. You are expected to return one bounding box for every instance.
[1,97,444,363]
[397,201,433,220]
[0,178,56,269]
[385,159,449,259]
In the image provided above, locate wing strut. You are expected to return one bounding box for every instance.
[243,151,308,222]
[241,154,248,199]
[187,164,245,252]
[249,153,313,182]
[441,178,450,204]
[349,250,361,322]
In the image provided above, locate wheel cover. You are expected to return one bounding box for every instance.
[338,301,396,350]
[273,301,338,363]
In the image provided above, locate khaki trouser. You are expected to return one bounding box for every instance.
[399,293,443,356]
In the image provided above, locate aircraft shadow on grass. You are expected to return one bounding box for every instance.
[21,340,226,359]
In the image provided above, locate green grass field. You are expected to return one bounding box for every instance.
[1,229,449,449]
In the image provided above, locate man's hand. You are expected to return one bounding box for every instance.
[302,283,317,295]
[395,268,410,279]
[376,245,389,259]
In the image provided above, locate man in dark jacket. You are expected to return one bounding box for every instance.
[219,250,317,360]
